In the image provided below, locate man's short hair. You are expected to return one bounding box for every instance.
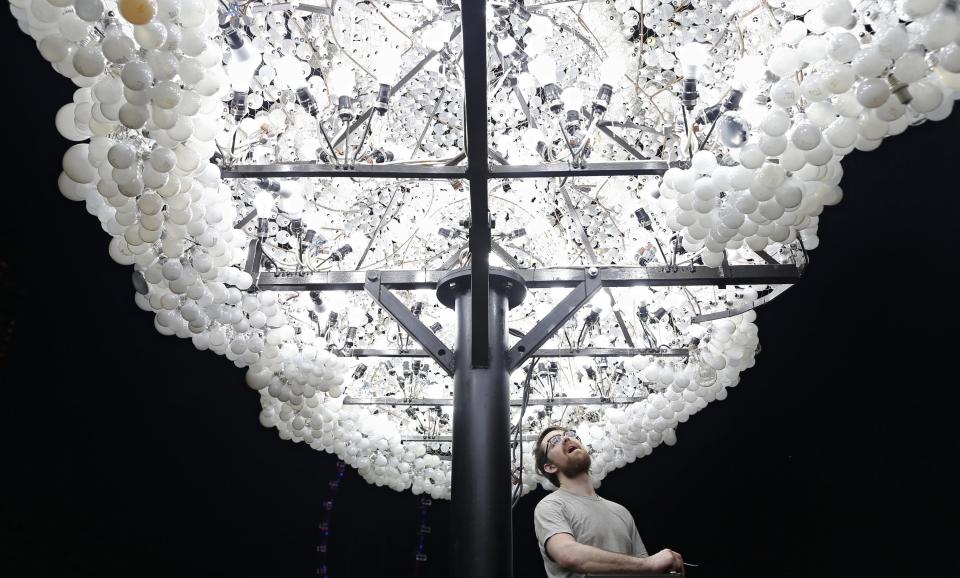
[533,425,566,488]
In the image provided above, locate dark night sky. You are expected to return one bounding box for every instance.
[2,12,959,578]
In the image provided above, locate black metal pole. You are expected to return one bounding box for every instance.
[438,269,526,578]
[461,0,491,368]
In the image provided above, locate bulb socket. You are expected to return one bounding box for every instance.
[295,87,319,116]
[543,83,563,114]
[374,83,391,114]
[592,83,613,114]
[681,77,699,111]
[366,148,394,164]
[224,28,244,50]
[723,88,744,111]
[330,244,353,261]
[230,90,248,120]
[337,95,354,121]
[695,103,722,126]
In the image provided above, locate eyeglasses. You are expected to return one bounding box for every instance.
[545,430,580,450]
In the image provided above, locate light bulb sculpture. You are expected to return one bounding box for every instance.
[13,0,960,576]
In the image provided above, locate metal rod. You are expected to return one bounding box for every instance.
[402,434,538,443]
[340,347,688,358]
[251,264,802,291]
[347,396,650,407]
[220,160,668,179]
[489,160,669,178]
[351,112,375,166]
[462,0,490,370]
[597,124,648,161]
[411,86,447,160]
[220,163,467,179]
[356,187,403,268]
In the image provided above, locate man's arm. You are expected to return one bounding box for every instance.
[545,533,683,575]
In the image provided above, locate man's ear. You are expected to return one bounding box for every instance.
[543,462,558,475]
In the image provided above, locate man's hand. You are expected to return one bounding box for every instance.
[644,548,684,575]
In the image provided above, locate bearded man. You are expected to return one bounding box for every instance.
[532,425,685,577]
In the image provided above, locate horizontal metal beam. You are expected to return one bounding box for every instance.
[489,161,669,179]
[254,265,801,291]
[345,396,650,407]
[220,163,467,179]
[402,435,539,442]
[340,348,688,358]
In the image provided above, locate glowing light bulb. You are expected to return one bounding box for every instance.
[734,55,765,88]
[423,20,453,52]
[528,54,558,86]
[676,42,710,80]
[561,87,584,113]
[225,34,262,93]
[252,191,275,217]
[373,51,403,86]
[275,55,308,91]
[599,55,626,87]
[328,65,356,98]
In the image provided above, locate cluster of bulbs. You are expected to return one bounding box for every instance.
[11,0,958,500]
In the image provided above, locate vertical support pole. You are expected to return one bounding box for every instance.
[461,0,490,368]
[450,279,512,578]
[438,268,524,578]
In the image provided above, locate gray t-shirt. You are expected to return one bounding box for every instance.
[534,488,648,578]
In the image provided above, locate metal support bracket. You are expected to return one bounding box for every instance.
[364,272,455,376]
[505,268,603,373]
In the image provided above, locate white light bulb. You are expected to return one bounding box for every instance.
[226,39,262,92]
[561,87,583,112]
[527,13,553,38]
[373,51,403,85]
[496,35,517,57]
[423,20,453,52]
[734,55,765,87]
[528,54,557,86]
[328,65,356,98]
[599,55,626,87]
[252,191,275,216]
[275,55,308,91]
[676,42,710,79]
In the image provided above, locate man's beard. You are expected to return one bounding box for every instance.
[557,449,591,478]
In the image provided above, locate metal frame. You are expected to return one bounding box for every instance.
[224,3,808,576]
[249,265,801,291]
[339,348,688,358]
[345,396,652,407]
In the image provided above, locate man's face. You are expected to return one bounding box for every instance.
[541,429,591,480]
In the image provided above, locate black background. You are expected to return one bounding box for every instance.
[2,11,958,578]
